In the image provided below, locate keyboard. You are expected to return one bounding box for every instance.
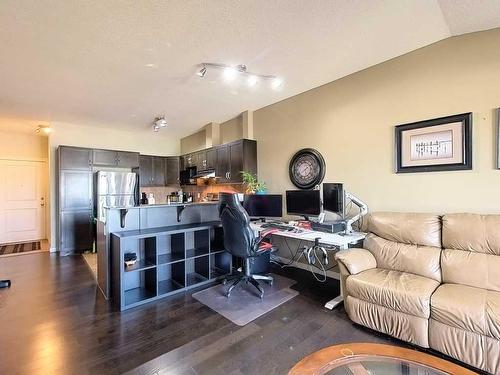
[261,223,295,231]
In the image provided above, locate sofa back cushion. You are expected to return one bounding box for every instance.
[442,213,500,291]
[364,212,442,281]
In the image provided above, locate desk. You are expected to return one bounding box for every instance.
[250,222,366,309]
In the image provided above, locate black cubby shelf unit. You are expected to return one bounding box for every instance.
[111,222,232,311]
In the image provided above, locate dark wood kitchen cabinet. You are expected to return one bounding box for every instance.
[216,145,231,183]
[184,154,195,168]
[59,146,92,171]
[57,146,94,254]
[93,149,139,168]
[152,157,166,186]
[195,150,207,170]
[215,139,256,183]
[165,156,180,185]
[60,210,93,253]
[206,148,216,170]
[139,155,165,187]
[116,151,140,168]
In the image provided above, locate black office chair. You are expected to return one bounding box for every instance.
[0,280,11,288]
[218,192,275,299]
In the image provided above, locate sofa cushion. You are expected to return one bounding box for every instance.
[442,214,500,292]
[346,268,440,318]
[431,283,500,340]
[442,213,500,255]
[335,248,377,275]
[364,234,442,281]
[367,212,442,248]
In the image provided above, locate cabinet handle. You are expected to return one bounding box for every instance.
[228,172,231,179]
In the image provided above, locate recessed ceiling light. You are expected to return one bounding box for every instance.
[247,75,258,86]
[145,63,158,68]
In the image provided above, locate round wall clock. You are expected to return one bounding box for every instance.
[289,148,326,189]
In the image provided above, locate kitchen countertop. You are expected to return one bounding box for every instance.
[104,201,219,210]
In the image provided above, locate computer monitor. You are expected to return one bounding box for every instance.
[286,190,321,219]
[323,183,345,218]
[243,194,283,218]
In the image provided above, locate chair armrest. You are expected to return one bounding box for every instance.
[335,249,377,275]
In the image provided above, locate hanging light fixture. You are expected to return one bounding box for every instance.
[152,116,168,132]
[35,125,52,134]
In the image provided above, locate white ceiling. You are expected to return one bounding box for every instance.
[1,0,499,138]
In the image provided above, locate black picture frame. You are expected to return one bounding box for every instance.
[395,112,472,173]
[497,108,500,169]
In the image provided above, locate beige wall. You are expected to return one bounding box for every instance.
[220,115,243,144]
[48,121,180,250]
[0,130,48,160]
[180,114,246,154]
[254,29,500,214]
[180,129,206,154]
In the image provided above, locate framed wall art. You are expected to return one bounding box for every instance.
[497,108,500,169]
[395,112,472,173]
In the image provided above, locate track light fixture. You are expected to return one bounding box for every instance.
[196,66,207,77]
[196,63,283,89]
[152,116,168,132]
[35,124,52,134]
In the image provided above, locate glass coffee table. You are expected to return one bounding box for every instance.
[288,343,477,375]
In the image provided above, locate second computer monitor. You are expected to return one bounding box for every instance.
[243,194,283,218]
[323,183,345,217]
[286,190,321,219]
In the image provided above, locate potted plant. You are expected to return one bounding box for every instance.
[241,171,267,194]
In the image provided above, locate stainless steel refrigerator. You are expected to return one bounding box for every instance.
[96,171,137,222]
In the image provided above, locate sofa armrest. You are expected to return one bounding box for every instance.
[335,249,377,275]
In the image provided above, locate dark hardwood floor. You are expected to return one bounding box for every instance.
[0,252,406,374]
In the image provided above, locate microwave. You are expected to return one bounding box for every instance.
[180,166,197,185]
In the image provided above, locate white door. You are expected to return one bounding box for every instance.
[0,160,46,244]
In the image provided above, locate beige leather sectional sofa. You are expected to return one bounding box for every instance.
[335,212,500,374]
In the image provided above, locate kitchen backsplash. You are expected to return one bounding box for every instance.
[140,180,245,204]
[140,186,179,204]
[183,180,245,202]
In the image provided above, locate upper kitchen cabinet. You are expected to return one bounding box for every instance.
[165,156,180,185]
[215,139,256,183]
[216,145,231,183]
[152,156,166,186]
[92,149,139,168]
[206,148,216,170]
[195,150,208,171]
[184,153,195,168]
[139,155,165,187]
[59,146,92,170]
[116,151,140,168]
